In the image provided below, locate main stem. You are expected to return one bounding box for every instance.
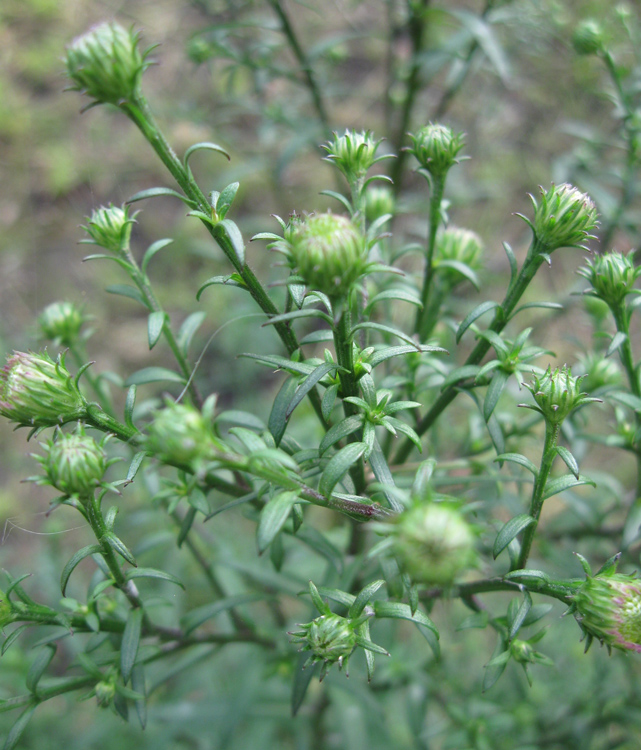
[415,174,445,338]
[393,240,546,463]
[516,421,560,570]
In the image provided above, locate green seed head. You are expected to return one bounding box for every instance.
[364,185,396,224]
[529,183,598,252]
[291,613,357,668]
[408,123,465,178]
[523,365,599,425]
[392,502,476,586]
[322,130,382,182]
[65,22,150,106]
[144,397,223,472]
[38,301,86,347]
[578,251,641,308]
[0,351,87,428]
[572,19,605,56]
[83,204,135,254]
[573,572,641,653]
[434,226,484,287]
[289,213,366,298]
[38,425,108,497]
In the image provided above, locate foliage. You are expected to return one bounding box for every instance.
[2,1,641,748]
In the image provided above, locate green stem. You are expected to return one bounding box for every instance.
[424,575,579,605]
[333,306,366,494]
[516,421,560,570]
[68,343,116,417]
[393,240,547,463]
[415,174,445,338]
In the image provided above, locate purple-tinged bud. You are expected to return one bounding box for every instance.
[0,351,87,428]
[408,124,465,179]
[65,22,151,106]
[578,251,641,308]
[38,301,86,347]
[392,502,476,586]
[83,204,135,254]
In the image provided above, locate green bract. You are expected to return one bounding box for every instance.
[0,351,87,428]
[408,123,465,178]
[322,130,384,182]
[527,183,598,252]
[38,301,86,347]
[392,502,476,585]
[83,204,135,254]
[65,22,150,106]
[289,213,366,298]
[36,426,109,498]
[573,572,641,653]
[522,366,601,425]
[578,250,641,307]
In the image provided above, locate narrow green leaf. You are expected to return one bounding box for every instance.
[351,321,419,347]
[106,284,147,307]
[196,275,246,300]
[286,363,343,419]
[484,369,509,422]
[508,590,532,641]
[607,331,628,358]
[608,390,641,411]
[368,344,446,368]
[215,182,239,220]
[141,238,173,275]
[214,219,245,265]
[542,474,595,500]
[268,376,299,447]
[184,141,230,166]
[299,329,334,345]
[503,241,517,288]
[493,515,535,559]
[364,289,422,313]
[456,301,499,343]
[316,586,356,608]
[368,439,403,512]
[322,383,339,420]
[177,506,197,548]
[556,445,580,479]
[348,580,386,618]
[178,311,206,356]
[124,385,137,431]
[3,704,37,750]
[319,415,363,455]
[125,568,185,589]
[494,453,538,477]
[124,367,186,386]
[319,443,367,497]
[511,301,563,318]
[257,491,299,554]
[319,189,352,212]
[239,352,315,376]
[131,664,147,729]
[2,626,30,656]
[61,544,102,596]
[263,309,333,327]
[121,608,143,684]
[103,532,137,566]
[217,410,265,431]
[147,311,166,350]
[292,654,320,716]
[126,452,146,484]
[442,364,482,388]
[522,603,553,626]
[482,637,509,692]
[373,601,439,637]
[127,186,196,208]
[26,645,56,693]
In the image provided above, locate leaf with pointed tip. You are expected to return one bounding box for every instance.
[3,704,38,750]
[442,364,482,388]
[368,344,446,368]
[268,376,299,447]
[484,369,509,421]
[127,186,196,208]
[508,590,532,640]
[263,309,333,327]
[124,367,186,386]
[556,445,580,479]
[215,182,239,220]
[214,219,245,266]
[141,239,173,275]
[286,363,344,419]
[196,275,246,300]
[373,601,439,637]
[351,321,419,347]
[121,608,143,684]
[319,443,366,497]
[319,415,363,455]
[103,532,137,566]
[125,568,184,588]
[106,284,147,307]
[61,544,102,596]
[319,189,352,212]
[348,580,386,618]
[493,515,535,559]
[542,474,595,500]
[456,301,500,343]
[494,453,538,477]
[364,289,422,313]
[178,312,206,356]
[26,644,56,693]
[147,311,166,350]
[257,491,299,553]
[607,331,628,358]
[184,141,230,168]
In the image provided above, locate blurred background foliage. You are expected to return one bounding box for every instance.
[2,0,641,748]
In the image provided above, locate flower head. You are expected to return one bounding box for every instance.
[38,301,86,347]
[82,204,135,254]
[65,22,151,106]
[0,351,87,429]
[578,250,641,308]
[34,425,110,498]
[291,613,357,673]
[392,502,476,586]
[288,213,366,298]
[577,352,621,393]
[572,19,605,56]
[144,396,223,473]
[573,570,641,653]
[521,365,601,425]
[322,130,388,183]
[526,183,598,253]
[433,226,484,288]
[408,124,466,179]
[364,185,396,224]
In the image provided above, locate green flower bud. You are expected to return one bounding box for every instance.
[572,19,605,56]
[527,183,598,252]
[38,301,86,347]
[408,123,465,178]
[0,351,87,428]
[578,251,641,308]
[83,204,135,254]
[522,366,600,425]
[291,613,357,672]
[144,397,223,472]
[433,226,484,287]
[289,213,366,298]
[65,22,151,106]
[364,185,396,224]
[392,502,476,586]
[94,678,116,707]
[573,572,641,653]
[577,352,621,393]
[322,130,384,182]
[36,425,109,497]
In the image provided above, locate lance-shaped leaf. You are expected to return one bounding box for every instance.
[319,443,367,497]
[257,491,299,553]
[121,608,143,684]
[493,515,536,559]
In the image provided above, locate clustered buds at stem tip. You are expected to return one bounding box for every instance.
[0,351,88,429]
[408,123,466,179]
[391,502,477,586]
[578,250,641,308]
[524,183,598,253]
[83,204,136,254]
[65,21,151,107]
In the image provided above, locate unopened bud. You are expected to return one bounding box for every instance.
[38,301,86,347]
[290,613,357,672]
[522,366,601,425]
[572,19,605,56]
[527,183,598,252]
[434,227,484,287]
[578,250,641,308]
[408,124,465,179]
[83,204,135,254]
[322,130,385,182]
